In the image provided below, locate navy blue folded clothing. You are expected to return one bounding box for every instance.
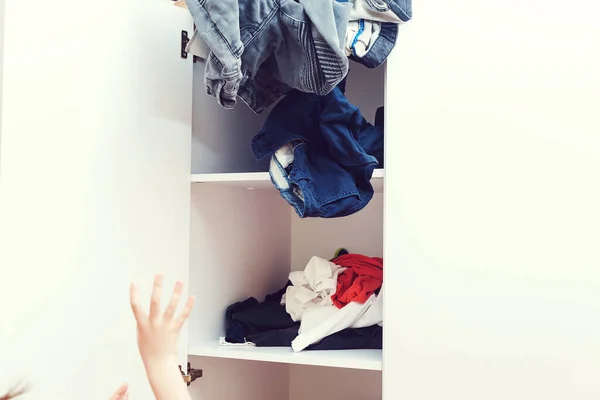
[308,325,382,350]
[249,325,382,350]
[264,281,292,303]
[225,283,298,343]
[225,297,260,343]
[375,107,384,128]
[247,327,299,347]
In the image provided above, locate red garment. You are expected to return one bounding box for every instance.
[331,254,383,308]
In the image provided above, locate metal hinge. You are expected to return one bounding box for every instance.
[179,362,203,386]
[181,30,190,59]
[181,27,203,62]
[192,24,201,63]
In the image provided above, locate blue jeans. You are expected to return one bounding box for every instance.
[185,0,352,114]
[251,86,383,218]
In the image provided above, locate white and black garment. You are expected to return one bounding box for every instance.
[342,0,412,68]
[291,286,384,353]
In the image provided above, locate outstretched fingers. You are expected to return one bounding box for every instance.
[174,295,196,331]
[149,274,164,320]
[164,281,184,321]
[109,383,129,400]
[131,274,192,329]
[130,283,145,321]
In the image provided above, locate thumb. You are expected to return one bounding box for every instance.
[109,383,129,400]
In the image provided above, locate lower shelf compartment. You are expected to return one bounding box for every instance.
[188,342,382,371]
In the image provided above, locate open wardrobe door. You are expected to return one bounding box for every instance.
[0,0,193,398]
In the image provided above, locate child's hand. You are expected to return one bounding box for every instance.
[129,274,195,367]
[109,383,129,400]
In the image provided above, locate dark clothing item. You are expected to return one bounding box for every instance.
[225,283,298,343]
[225,297,260,343]
[234,302,299,335]
[264,281,292,303]
[249,325,382,350]
[375,106,384,128]
[309,325,382,350]
[371,106,385,165]
[247,327,298,347]
[251,86,383,218]
[358,118,384,169]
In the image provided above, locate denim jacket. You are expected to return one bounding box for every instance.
[185,0,352,114]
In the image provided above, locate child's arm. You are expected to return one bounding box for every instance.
[130,274,196,400]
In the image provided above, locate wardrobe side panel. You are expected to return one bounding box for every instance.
[191,62,270,174]
[345,64,385,126]
[384,0,600,399]
[190,62,384,175]
[188,186,292,346]
[289,365,382,400]
[289,192,384,400]
[290,193,383,271]
[189,357,289,400]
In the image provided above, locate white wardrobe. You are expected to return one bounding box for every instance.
[1,0,600,399]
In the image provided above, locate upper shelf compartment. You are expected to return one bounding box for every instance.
[191,65,385,175]
[191,169,384,193]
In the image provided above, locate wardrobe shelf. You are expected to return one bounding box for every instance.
[190,169,384,193]
[188,343,382,371]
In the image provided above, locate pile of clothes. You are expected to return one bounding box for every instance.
[221,249,384,352]
[183,0,410,218]
[184,0,412,113]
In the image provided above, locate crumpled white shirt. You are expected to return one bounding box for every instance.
[291,286,384,353]
[282,256,346,322]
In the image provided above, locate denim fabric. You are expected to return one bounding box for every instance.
[340,0,413,68]
[348,22,398,68]
[384,0,412,22]
[185,0,352,113]
[251,87,383,218]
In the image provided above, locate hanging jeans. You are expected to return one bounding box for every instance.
[251,86,383,218]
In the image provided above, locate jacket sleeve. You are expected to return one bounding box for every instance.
[184,0,244,108]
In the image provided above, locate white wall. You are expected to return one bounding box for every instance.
[385,0,600,399]
[291,194,384,271]
[0,0,5,171]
